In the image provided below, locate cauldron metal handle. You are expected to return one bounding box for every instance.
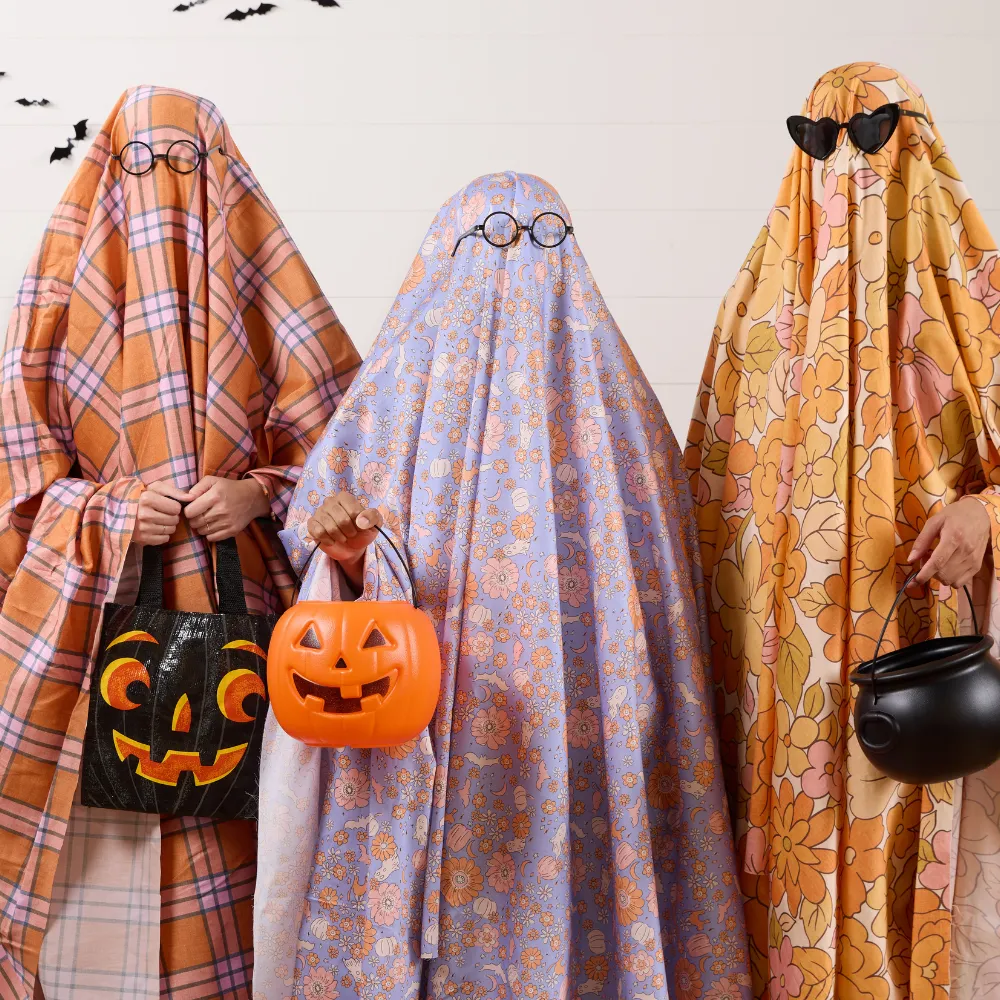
[870,569,978,702]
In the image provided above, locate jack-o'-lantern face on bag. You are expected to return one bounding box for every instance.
[81,539,274,820]
[267,601,441,748]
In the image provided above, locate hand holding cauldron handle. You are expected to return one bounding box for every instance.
[869,569,978,702]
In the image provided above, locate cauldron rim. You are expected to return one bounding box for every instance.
[850,633,995,688]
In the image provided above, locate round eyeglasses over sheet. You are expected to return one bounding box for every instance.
[452,211,574,257]
[110,139,226,176]
[787,102,932,159]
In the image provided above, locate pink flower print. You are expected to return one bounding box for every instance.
[891,292,958,408]
[570,416,602,457]
[360,461,390,499]
[302,967,340,1000]
[554,491,579,519]
[486,851,516,893]
[704,979,744,1000]
[816,168,848,260]
[482,414,506,455]
[768,936,804,1000]
[567,707,599,748]
[461,190,487,230]
[481,556,519,599]
[801,740,843,802]
[559,564,589,608]
[625,462,655,503]
[922,830,952,892]
[471,707,511,750]
[368,880,402,926]
[334,768,371,809]
[469,631,494,663]
[479,923,500,951]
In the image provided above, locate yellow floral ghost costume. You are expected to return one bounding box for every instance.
[686,63,1000,999]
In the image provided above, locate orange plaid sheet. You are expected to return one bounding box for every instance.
[0,86,360,999]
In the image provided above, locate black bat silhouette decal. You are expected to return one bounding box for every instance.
[50,120,89,163]
[16,98,51,107]
[307,0,340,6]
[225,3,276,19]
[175,0,210,9]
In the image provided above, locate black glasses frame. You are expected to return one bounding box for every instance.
[451,211,574,257]
[786,103,932,160]
[110,139,226,177]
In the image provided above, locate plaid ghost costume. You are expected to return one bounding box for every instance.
[0,87,360,999]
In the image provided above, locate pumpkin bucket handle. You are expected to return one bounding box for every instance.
[375,525,420,608]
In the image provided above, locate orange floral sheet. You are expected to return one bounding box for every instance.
[686,62,1000,999]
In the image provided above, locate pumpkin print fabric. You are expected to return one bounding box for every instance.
[256,172,751,999]
[685,63,1000,999]
[0,87,359,998]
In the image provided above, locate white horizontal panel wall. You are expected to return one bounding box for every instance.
[2,0,998,442]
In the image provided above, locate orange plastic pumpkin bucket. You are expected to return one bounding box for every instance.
[267,531,441,748]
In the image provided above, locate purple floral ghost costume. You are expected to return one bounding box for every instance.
[254,173,750,1000]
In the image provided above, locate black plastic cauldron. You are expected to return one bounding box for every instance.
[851,569,1000,784]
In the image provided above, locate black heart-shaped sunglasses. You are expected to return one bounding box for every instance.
[787,102,932,159]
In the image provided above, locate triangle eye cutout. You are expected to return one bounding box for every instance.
[299,626,322,650]
[362,627,387,649]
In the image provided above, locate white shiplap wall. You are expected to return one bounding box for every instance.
[2,0,998,435]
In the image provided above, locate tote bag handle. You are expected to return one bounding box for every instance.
[137,537,249,615]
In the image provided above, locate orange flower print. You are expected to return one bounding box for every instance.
[486,851,515,893]
[673,958,704,1000]
[441,858,483,907]
[614,875,644,925]
[302,966,340,1000]
[648,762,680,810]
[798,355,844,426]
[770,780,837,915]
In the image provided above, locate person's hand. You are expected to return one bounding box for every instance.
[185,476,270,542]
[908,496,992,588]
[133,481,193,546]
[307,491,383,589]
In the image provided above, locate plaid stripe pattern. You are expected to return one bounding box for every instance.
[38,806,161,999]
[0,86,360,998]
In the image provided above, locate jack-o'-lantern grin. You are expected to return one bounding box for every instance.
[112,731,247,786]
[292,663,397,714]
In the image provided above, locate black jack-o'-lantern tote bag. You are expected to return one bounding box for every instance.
[81,538,274,820]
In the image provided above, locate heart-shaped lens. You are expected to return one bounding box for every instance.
[787,116,840,159]
[849,104,900,154]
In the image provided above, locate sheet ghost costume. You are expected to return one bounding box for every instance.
[255,173,750,999]
[686,63,1000,998]
[0,87,359,998]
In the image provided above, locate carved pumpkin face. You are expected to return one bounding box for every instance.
[267,601,441,748]
[81,608,270,819]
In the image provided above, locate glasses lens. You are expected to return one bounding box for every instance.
[532,212,567,248]
[788,117,839,159]
[119,141,154,176]
[483,213,518,247]
[851,105,898,153]
[167,140,201,174]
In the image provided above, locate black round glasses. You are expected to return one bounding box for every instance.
[110,139,225,177]
[452,211,574,257]
[787,102,932,160]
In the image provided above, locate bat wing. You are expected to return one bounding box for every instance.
[73,119,88,141]
[49,144,73,163]
[309,0,340,5]
[225,8,248,18]
[15,98,29,106]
